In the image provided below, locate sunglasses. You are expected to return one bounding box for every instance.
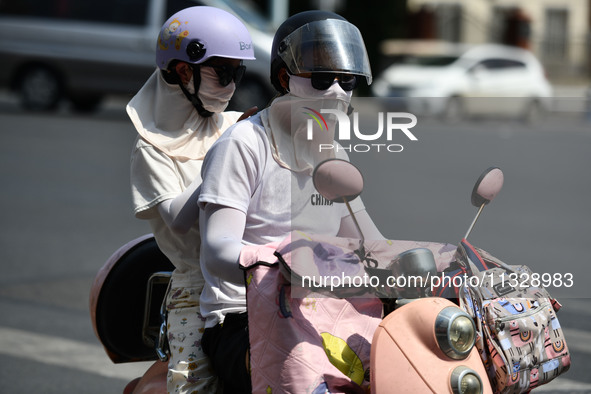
[310,73,358,91]
[205,63,246,87]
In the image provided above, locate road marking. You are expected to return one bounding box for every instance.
[562,328,591,355]
[535,377,591,392]
[0,326,153,381]
[1,325,589,391]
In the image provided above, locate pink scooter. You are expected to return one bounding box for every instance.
[312,159,502,394]
[89,161,503,394]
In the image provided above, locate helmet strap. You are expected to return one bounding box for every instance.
[177,65,214,118]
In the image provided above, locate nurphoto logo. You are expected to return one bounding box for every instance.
[304,108,418,153]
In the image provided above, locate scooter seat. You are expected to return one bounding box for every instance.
[89,234,174,363]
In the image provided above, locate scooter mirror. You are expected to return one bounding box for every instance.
[313,159,364,203]
[464,167,504,240]
[471,167,504,207]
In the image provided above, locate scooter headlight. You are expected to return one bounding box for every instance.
[435,306,476,359]
[450,366,483,394]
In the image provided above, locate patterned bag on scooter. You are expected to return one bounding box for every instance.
[457,239,570,394]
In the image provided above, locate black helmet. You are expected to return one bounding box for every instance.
[270,10,372,93]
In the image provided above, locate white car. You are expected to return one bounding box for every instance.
[0,0,275,112]
[372,42,553,121]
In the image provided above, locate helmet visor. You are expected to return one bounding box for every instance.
[278,19,372,85]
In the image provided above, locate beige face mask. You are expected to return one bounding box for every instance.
[261,75,352,175]
[197,67,236,113]
[184,74,196,95]
[126,69,241,160]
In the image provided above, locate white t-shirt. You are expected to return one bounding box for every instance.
[130,136,205,286]
[198,112,364,326]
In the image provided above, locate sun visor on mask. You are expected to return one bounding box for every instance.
[278,19,372,85]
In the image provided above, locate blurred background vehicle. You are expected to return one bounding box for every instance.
[371,40,553,121]
[0,0,275,113]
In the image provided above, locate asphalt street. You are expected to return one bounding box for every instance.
[0,94,590,393]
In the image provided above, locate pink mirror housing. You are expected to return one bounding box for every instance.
[313,159,364,203]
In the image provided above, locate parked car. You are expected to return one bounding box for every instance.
[371,41,553,121]
[0,0,275,112]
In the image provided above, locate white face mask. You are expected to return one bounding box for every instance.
[197,67,236,113]
[127,69,240,160]
[259,75,353,174]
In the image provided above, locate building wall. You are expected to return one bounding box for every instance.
[408,0,590,77]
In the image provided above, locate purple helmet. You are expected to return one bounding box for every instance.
[156,6,255,70]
